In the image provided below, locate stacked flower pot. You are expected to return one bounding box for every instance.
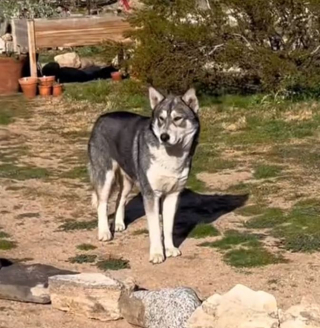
[18,76,63,99]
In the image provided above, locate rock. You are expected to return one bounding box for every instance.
[120,287,201,328]
[281,298,320,328]
[0,263,75,304]
[188,284,279,328]
[54,52,81,69]
[49,273,134,321]
[80,58,94,69]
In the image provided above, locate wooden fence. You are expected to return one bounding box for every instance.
[12,15,132,77]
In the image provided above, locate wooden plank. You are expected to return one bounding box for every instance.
[34,16,132,48]
[12,19,29,52]
[27,20,37,77]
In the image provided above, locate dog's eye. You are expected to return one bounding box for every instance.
[174,117,182,122]
[159,116,165,122]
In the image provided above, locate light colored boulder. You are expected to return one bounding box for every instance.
[281,297,320,328]
[49,273,134,321]
[188,284,279,328]
[54,52,81,68]
[120,287,201,328]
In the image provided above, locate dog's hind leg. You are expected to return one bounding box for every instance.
[97,163,117,241]
[114,170,133,232]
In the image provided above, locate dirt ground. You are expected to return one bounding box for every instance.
[1,97,320,328]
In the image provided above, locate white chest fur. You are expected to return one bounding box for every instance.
[146,145,190,195]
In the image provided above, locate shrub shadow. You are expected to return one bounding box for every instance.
[125,189,248,247]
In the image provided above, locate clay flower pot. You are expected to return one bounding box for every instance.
[38,75,55,87]
[111,71,122,81]
[18,77,38,99]
[52,83,63,97]
[39,85,52,97]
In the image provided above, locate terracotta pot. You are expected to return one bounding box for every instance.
[52,84,63,97]
[1,56,27,95]
[18,77,38,99]
[38,85,52,97]
[111,71,122,81]
[38,75,55,87]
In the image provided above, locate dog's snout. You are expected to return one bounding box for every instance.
[160,133,170,142]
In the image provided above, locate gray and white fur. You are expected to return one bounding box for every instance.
[88,87,200,264]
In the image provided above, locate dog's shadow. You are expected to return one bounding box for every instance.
[125,189,248,247]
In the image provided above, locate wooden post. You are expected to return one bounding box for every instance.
[27,20,37,77]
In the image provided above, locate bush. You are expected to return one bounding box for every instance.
[126,0,320,95]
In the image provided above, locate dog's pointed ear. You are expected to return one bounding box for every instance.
[182,88,199,113]
[149,87,164,110]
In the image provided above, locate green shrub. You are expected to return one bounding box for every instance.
[126,0,320,96]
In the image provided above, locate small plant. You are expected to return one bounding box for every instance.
[0,239,17,250]
[132,228,149,236]
[189,223,220,239]
[58,219,97,232]
[96,258,130,271]
[68,254,97,264]
[76,243,97,251]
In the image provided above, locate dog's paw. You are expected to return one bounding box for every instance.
[165,247,181,258]
[149,253,165,264]
[98,229,112,242]
[115,223,126,232]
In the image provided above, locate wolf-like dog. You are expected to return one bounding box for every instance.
[88,87,200,264]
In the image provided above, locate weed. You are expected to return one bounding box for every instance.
[58,219,97,232]
[189,223,220,239]
[0,240,17,250]
[0,231,10,239]
[76,243,97,251]
[68,254,97,264]
[96,258,130,271]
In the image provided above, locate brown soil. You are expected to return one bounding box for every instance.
[1,98,320,328]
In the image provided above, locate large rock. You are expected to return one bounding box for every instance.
[120,287,201,328]
[188,284,279,328]
[54,52,81,68]
[0,263,75,304]
[281,297,320,328]
[49,273,135,322]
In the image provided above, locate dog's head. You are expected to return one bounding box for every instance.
[149,87,200,147]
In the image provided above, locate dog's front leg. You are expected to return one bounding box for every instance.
[163,192,181,258]
[143,195,164,264]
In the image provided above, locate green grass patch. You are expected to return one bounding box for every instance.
[64,79,149,110]
[199,230,260,250]
[132,228,149,236]
[96,258,130,271]
[189,223,220,239]
[68,254,97,264]
[0,231,10,239]
[0,240,17,250]
[223,248,286,268]
[0,164,50,180]
[254,164,282,179]
[245,208,285,229]
[58,219,97,232]
[60,166,88,182]
[0,96,30,125]
[236,205,266,217]
[76,243,97,251]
